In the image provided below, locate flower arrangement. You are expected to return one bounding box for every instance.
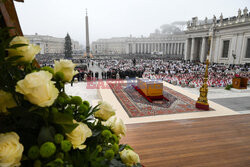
[0,28,141,167]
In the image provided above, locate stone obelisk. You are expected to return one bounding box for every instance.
[85,9,90,58]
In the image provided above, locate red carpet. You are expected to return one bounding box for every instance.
[109,82,212,117]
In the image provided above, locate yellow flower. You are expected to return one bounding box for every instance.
[0,90,17,113]
[119,149,140,167]
[103,116,126,137]
[6,36,41,63]
[54,59,78,82]
[15,71,59,107]
[94,101,116,120]
[66,120,92,150]
[0,132,24,167]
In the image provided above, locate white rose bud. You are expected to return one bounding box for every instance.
[66,120,92,150]
[0,90,17,113]
[94,101,116,120]
[0,132,24,167]
[54,59,78,82]
[6,36,41,63]
[103,116,126,137]
[15,71,59,107]
[120,149,140,167]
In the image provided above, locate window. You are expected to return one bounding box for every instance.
[246,38,250,58]
[222,40,230,58]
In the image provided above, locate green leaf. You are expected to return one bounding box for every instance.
[52,112,78,133]
[8,43,28,49]
[5,55,23,62]
[61,123,78,133]
[52,112,73,124]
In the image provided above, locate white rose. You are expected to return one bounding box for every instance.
[120,149,140,167]
[66,120,92,150]
[0,132,24,167]
[0,90,17,113]
[94,101,116,120]
[6,36,41,63]
[54,59,78,82]
[15,71,59,107]
[103,116,126,137]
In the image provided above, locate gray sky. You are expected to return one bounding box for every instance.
[15,0,250,45]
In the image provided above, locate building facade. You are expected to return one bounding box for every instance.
[185,7,250,64]
[92,34,186,56]
[25,33,83,54]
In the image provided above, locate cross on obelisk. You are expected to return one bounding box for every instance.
[85,8,90,58]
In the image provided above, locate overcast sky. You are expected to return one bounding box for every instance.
[15,0,250,45]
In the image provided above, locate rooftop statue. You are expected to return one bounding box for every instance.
[243,7,248,17]
[204,17,208,24]
[220,13,223,23]
[238,8,242,18]
[213,15,217,24]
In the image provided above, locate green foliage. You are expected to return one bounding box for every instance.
[70,96,82,105]
[0,31,141,167]
[41,66,54,74]
[40,142,56,158]
[225,84,232,90]
[54,133,64,144]
[61,140,72,152]
[64,33,72,59]
[28,145,40,160]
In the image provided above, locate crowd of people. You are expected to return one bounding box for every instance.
[39,56,250,88]
[90,58,250,88]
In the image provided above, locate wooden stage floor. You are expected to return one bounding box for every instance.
[121,114,250,167]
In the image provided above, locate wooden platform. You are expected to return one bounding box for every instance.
[121,114,250,167]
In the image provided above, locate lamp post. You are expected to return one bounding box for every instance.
[195,36,211,110]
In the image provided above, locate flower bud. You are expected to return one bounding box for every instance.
[41,66,54,74]
[112,134,119,144]
[57,96,65,105]
[34,160,42,167]
[104,149,114,160]
[112,143,119,153]
[54,72,65,81]
[70,96,82,105]
[102,130,112,139]
[96,145,102,152]
[61,140,72,152]
[40,142,56,158]
[51,107,58,114]
[83,100,90,108]
[56,152,64,160]
[28,145,40,160]
[54,134,64,144]
[78,104,88,113]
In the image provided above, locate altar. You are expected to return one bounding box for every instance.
[136,78,164,102]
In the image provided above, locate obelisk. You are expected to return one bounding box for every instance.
[85,9,90,58]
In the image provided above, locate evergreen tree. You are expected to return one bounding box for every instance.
[64,33,73,59]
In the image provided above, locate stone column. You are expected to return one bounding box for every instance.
[200,37,207,62]
[190,38,196,61]
[139,43,142,54]
[163,43,166,54]
[171,43,174,55]
[132,43,136,54]
[209,37,214,62]
[167,43,170,54]
[176,43,180,55]
[184,39,191,60]
[174,43,177,55]
[180,43,183,55]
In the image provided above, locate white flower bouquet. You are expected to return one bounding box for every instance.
[0,30,141,167]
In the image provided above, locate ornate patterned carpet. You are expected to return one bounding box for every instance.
[109,82,212,117]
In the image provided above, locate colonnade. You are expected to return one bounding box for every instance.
[128,42,185,55]
[184,37,209,62]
